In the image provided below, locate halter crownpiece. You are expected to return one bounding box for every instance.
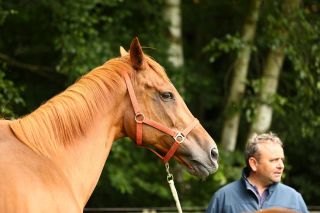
[123,73,199,164]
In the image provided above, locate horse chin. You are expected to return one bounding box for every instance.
[186,159,219,179]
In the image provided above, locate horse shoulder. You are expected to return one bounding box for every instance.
[0,122,81,212]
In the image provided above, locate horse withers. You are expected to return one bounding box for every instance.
[0,37,218,212]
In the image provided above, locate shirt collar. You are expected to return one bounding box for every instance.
[241,167,278,192]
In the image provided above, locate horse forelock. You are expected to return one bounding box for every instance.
[9,57,134,156]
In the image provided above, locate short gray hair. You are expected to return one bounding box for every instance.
[245,132,283,169]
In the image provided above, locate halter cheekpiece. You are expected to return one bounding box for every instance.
[123,73,199,164]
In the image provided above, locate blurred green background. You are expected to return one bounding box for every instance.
[1,0,319,209]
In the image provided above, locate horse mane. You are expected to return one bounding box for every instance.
[9,54,168,156]
[9,57,133,156]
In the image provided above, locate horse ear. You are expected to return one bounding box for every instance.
[120,46,128,56]
[129,37,146,70]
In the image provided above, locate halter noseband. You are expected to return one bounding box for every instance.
[123,73,199,164]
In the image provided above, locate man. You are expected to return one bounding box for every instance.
[206,132,308,213]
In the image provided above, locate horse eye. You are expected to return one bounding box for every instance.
[160,92,174,101]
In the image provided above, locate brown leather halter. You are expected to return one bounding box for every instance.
[123,73,199,164]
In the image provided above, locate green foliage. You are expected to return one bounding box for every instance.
[0,65,24,117]
[52,0,116,78]
[107,139,170,199]
[0,0,23,117]
[0,2,16,25]
[52,0,169,81]
[204,33,247,63]
[274,9,320,201]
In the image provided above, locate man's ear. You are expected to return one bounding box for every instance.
[249,157,258,172]
[120,46,128,56]
[129,37,145,70]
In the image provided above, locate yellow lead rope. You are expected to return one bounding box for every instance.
[165,163,183,213]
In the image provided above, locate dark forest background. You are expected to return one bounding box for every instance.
[1,0,319,209]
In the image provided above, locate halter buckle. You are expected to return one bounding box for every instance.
[173,132,185,143]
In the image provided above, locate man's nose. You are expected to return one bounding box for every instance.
[278,160,284,169]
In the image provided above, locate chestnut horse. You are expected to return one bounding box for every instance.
[0,38,218,212]
[254,208,299,213]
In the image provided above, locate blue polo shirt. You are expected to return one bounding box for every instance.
[206,168,309,213]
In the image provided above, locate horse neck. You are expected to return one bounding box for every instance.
[53,113,120,206]
[9,60,131,207]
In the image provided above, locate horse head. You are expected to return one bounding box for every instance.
[120,38,218,178]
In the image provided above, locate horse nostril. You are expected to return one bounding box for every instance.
[210,147,219,161]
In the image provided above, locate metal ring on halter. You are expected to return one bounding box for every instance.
[173,132,185,143]
[134,112,145,123]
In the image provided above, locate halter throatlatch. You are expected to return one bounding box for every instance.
[124,73,199,164]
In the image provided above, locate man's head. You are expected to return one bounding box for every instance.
[245,132,285,185]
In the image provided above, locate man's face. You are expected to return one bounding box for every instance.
[254,141,285,185]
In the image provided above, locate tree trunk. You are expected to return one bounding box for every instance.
[248,49,285,137]
[221,0,262,151]
[247,0,301,139]
[163,0,184,68]
[163,0,185,194]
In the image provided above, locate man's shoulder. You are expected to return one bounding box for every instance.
[211,179,252,206]
[272,182,302,198]
[275,182,299,193]
[215,179,243,195]
[267,182,308,211]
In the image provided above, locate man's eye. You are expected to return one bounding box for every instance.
[160,92,174,101]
